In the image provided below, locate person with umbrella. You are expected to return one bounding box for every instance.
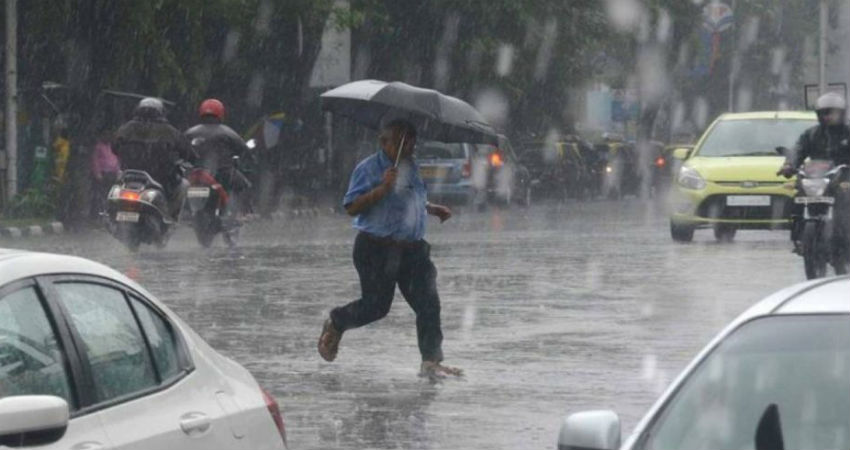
[318,118,462,379]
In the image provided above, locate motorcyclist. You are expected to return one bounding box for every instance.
[184,99,252,206]
[113,97,192,219]
[778,91,850,251]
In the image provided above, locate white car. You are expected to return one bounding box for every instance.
[0,250,287,449]
[558,276,850,450]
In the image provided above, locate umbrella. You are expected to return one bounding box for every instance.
[320,80,498,148]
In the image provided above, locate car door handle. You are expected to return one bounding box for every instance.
[180,412,212,436]
[71,442,105,450]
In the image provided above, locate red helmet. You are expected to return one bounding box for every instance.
[199,98,225,120]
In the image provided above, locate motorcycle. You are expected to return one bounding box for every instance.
[791,159,850,279]
[106,170,180,251]
[185,156,241,248]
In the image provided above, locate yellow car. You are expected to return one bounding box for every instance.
[670,111,818,242]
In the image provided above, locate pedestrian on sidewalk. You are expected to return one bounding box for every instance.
[318,119,462,379]
[90,128,120,220]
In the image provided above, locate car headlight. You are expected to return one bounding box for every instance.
[677,166,706,190]
[801,178,828,197]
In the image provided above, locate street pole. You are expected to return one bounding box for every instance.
[728,0,737,112]
[5,0,17,201]
[819,0,828,94]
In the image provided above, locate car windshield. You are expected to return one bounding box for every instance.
[641,315,850,450]
[417,141,468,160]
[697,119,816,157]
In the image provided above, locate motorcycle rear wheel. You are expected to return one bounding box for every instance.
[803,221,827,280]
[193,212,218,248]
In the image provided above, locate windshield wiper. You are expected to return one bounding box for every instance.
[733,151,780,157]
[755,403,784,450]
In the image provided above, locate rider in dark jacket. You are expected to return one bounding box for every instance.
[184,99,252,196]
[778,92,850,250]
[113,97,192,218]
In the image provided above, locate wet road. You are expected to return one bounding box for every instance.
[10,200,803,449]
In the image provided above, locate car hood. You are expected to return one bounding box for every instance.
[686,156,787,182]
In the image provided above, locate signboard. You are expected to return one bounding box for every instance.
[805,83,848,110]
[702,2,734,33]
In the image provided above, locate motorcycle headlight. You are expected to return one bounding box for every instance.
[677,166,706,190]
[801,178,828,197]
[108,186,121,200]
[141,190,158,203]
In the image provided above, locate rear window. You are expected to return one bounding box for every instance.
[417,141,468,160]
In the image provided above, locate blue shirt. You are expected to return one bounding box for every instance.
[343,150,428,241]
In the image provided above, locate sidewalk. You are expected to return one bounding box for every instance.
[0,218,65,239]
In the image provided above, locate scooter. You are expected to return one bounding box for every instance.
[792,159,850,279]
[106,170,181,251]
[185,156,241,248]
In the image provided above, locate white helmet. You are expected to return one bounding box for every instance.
[815,92,846,112]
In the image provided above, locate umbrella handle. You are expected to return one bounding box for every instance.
[395,132,406,167]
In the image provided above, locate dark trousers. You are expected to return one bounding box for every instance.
[331,232,444,362]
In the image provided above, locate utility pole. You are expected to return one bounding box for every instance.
[728,0,737,112]
[819,0,828,94]
[5,0,17,201]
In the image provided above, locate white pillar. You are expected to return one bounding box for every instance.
[820,0,828,93]
[5,0,17,201]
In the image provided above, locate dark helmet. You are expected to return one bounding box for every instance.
[199,98,225,121]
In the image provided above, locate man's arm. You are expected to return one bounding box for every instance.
[344,167,397,216]
[791,129,811,168]
[426,201,452,223]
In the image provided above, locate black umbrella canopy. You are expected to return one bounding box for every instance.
[320,80,498,145]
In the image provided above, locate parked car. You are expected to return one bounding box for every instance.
[417,140,477,205]
[669,111,817,242]
[0,249,287,449]
[471,135,532,207]
[557,275,850,450]
[417,136,531,208]
[519,137,594,201]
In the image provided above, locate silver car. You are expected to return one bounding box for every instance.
[558,276,850,450]
[0,249,287,449]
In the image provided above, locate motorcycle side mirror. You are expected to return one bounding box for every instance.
[775,146,790,157]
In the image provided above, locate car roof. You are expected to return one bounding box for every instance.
[717,110,817,121]
[734,276,850,322]
[0,249,150,296]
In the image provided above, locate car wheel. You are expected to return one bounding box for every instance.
[670,221,695,243]
[713,225,737,243]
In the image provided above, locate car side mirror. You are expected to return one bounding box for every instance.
[0,396,70,447]
[557,410,621,450]
[672,146,694,161]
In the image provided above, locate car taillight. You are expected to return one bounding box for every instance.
[655,156,666,168]
[490,151,504,167]
[120,190,141,201]
[462,160,471,178]
[262,389,287,446]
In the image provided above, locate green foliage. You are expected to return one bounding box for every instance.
[4,188,56,220]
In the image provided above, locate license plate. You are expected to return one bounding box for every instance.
[795,196,834,204]
[726,195,770,206]
[116,212,140,223]
[419,166,448,179]
[187,187,211,198]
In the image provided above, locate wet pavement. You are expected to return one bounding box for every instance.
[8,199,804,449]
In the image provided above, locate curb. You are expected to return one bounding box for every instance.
[0,221,65,240]
[271,207,337,220]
